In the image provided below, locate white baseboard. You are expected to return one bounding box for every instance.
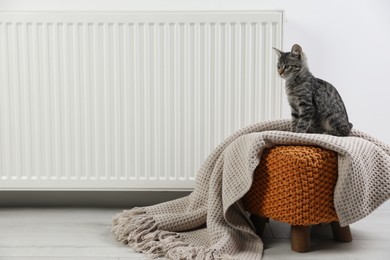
[0,191,191,207]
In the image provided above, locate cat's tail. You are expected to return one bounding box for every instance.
[333,122,353,137]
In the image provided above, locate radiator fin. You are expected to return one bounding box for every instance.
[0,12,283,190]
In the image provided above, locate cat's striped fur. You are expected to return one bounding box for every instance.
[273,44,352,136]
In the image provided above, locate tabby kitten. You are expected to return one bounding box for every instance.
[273,44,352,136]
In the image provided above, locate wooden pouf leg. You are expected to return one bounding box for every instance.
[331,221,352,242]
[291,225,310,253]
[250,215,268,238]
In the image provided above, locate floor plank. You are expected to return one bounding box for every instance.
[0,207,389,259]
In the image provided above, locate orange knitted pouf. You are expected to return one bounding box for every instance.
[243,145,339,226]
[242,145,352,252]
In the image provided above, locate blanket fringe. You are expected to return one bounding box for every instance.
[112,208,225,259]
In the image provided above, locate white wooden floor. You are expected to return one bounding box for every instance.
[0,207,389,260]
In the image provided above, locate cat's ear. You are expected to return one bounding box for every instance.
[272,47,282,57]
[291,44,303,59]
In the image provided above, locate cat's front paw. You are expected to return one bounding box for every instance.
[290,123,298,132]
[295,127,307,133]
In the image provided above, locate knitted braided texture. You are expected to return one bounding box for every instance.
[243,146,339,226]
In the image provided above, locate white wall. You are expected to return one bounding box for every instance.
[1,0,390,209]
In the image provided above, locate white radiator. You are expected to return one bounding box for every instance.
[0,11,283,190]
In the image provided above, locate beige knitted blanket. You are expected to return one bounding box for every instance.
[112,119,390,259]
